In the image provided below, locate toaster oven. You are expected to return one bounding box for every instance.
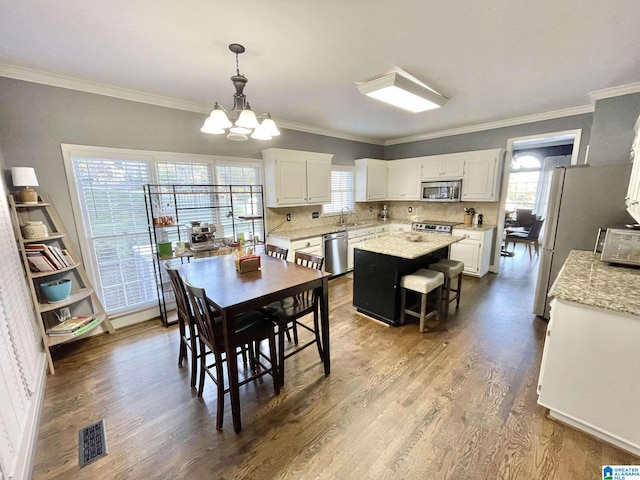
[600,228,640,267]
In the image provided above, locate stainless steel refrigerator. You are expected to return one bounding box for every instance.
[533,164,634,318]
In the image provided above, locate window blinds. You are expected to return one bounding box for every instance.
[0,182,42,477]
[323,168,355,215]
[72,157,156,314]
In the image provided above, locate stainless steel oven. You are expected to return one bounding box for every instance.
[421,180,462,202]
[412,220,460,235]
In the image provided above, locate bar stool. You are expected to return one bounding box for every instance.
[399,269,444,333]
[428,259,464,316]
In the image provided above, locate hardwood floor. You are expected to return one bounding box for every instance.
[33,252,638,479]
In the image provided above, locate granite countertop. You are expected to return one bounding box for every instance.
[269,220,412,241]
[548,249,640,317]
[355,232,464,260]
[453,224,496,232]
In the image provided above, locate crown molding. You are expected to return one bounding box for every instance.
[589,82,640,101]
[274,120,382,145]
[384,105,594,146]
[4,63,637,148]
[0,63,210,114]
[0,63,383,146]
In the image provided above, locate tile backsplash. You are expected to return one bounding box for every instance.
[266,201,499,234]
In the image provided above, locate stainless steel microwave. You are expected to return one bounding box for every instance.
[421,180,462,202]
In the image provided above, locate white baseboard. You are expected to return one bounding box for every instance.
[11,353,47,480]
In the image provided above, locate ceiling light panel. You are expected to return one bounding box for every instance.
[357,72,447,113]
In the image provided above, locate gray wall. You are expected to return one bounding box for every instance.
[2,75,639,254]
[384,114,594,163]
[587,93,640,165]
[0,77,382,250]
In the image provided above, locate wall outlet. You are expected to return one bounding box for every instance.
[369,206,373,212]
[286,213,291,221]
[312,212,319,219]
[408,206,413,213]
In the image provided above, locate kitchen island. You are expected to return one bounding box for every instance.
[537,249,640,456]
[352,232,463,325]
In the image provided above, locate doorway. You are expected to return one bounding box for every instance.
[492,129,582,308]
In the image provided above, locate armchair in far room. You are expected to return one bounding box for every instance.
[505,218,544,259]
[504,209,518,228]
[514,208,536,231]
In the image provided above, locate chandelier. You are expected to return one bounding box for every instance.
[200,44,280,141]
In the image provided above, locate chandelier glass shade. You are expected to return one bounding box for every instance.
[201,44,280,141]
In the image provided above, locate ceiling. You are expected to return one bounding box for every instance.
[1,1,640,145]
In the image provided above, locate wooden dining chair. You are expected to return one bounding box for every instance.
[183,281,280,430]
[265,244,288,260]
[165,265,199,389]
[261,251,325,386]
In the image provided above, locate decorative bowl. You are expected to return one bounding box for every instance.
[40,279,72,303]
[405,232,423,242]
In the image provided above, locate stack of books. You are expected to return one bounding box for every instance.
[46,315,99,336]
[26,244,75,273]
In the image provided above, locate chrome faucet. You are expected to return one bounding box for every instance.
[339,206,352,225]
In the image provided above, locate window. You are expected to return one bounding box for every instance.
[216,162,264,242]
[322,167,355,216]
[63,146,263,319]
[70,155,156,314]
[506,171,540,212]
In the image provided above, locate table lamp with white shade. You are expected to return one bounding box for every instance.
[11,167,39,204]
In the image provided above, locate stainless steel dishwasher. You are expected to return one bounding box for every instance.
[323,231,348,276]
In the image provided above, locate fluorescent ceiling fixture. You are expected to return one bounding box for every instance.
[357,72,447,113]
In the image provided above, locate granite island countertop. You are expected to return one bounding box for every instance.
[355,232,464,260]
[548,249,640,317]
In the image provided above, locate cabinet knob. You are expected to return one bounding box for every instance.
[305,242,311,247]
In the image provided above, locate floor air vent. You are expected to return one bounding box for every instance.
[78,419,108,468]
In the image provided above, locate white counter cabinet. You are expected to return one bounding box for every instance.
[421,154,465,180]
[625,114,640,222]
[538,298,640,457]
[262,148,333,207]
[460,150,503,201]
[266,235,323,262]
[387,159,421,200]
[347,225,377,270]
[355,158,388,202]
[450,227,494,277]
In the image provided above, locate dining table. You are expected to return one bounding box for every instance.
[178,252,331,433]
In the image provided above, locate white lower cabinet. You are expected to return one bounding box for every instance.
[389,222,410,234]
[537,299,640,457]
[347,226,377,270]
[266,235,323,262]
[375,225,389,238]
[450,227,494,277]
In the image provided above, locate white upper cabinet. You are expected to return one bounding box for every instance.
[626,115,640,223]
[461,149,504,201]
[262,148,333,207]
[421,154,465,180]
[387,159,421,200]
[355,158,388,201]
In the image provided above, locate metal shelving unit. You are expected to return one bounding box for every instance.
[144,184,265,325]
